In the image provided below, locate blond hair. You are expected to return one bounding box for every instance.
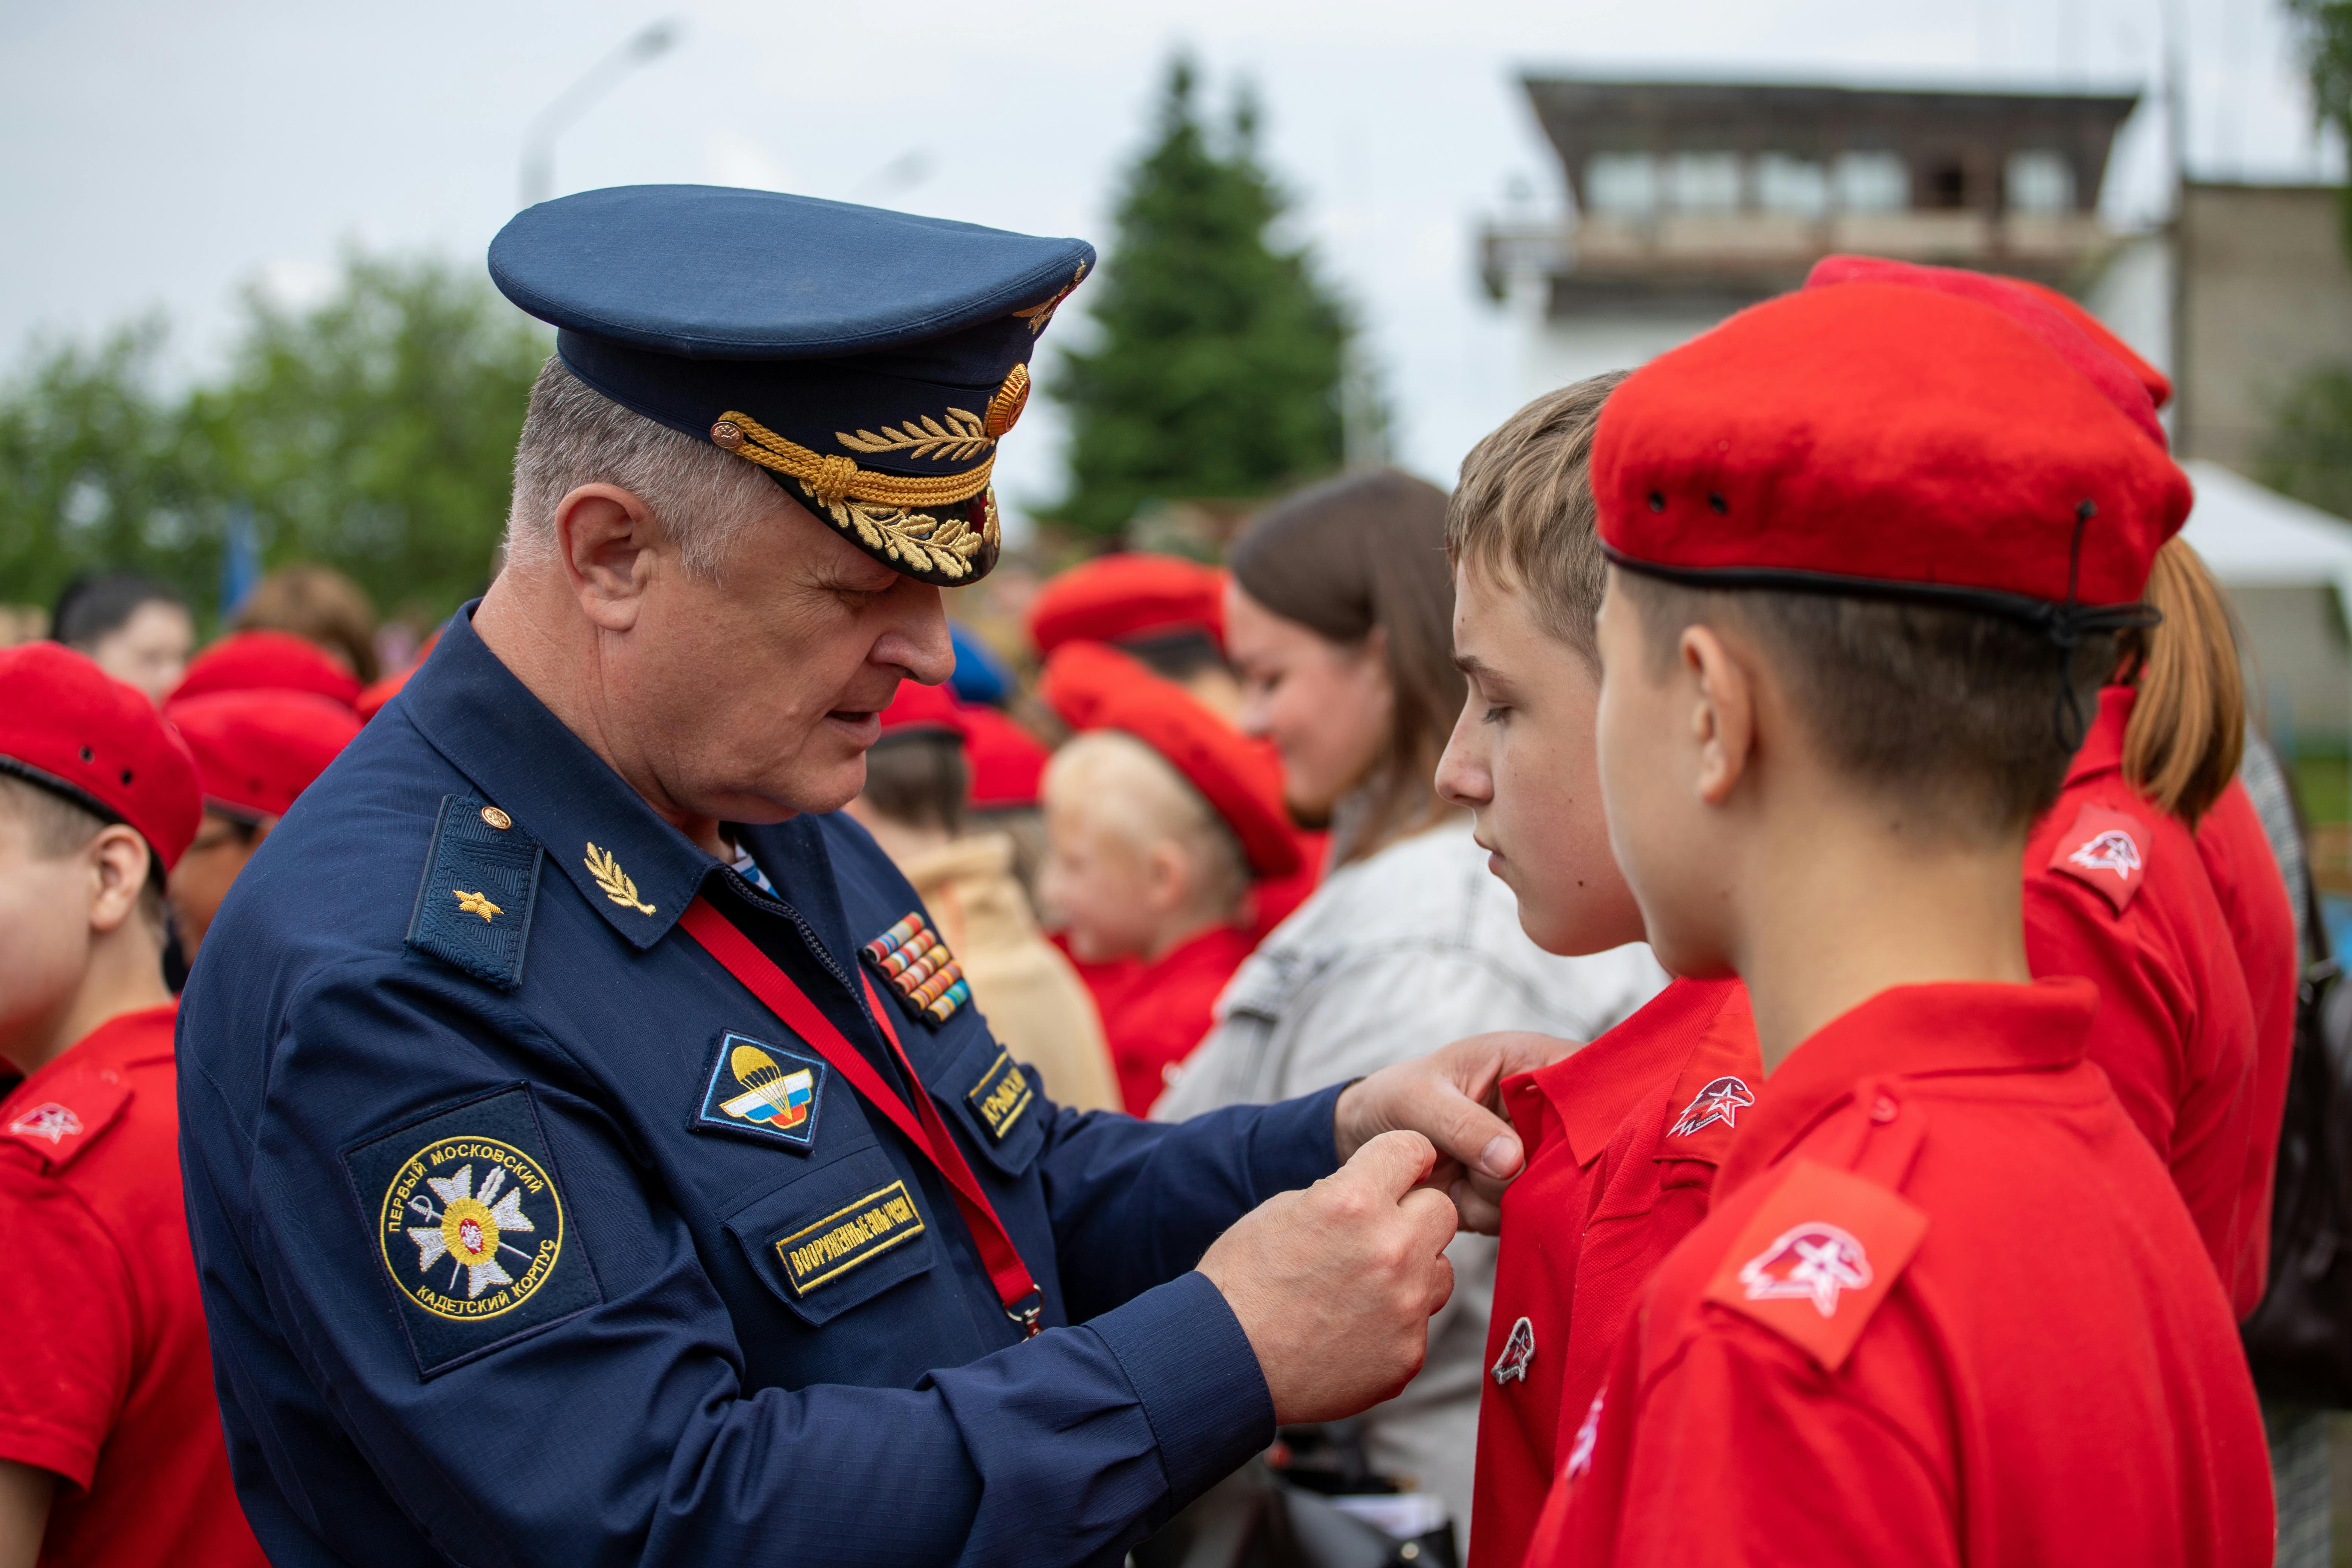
[1444,371,1628,669]
[1043,730,1249,921]
[2121,539,2245,828]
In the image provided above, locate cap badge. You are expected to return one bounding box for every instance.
[453,888,502,923]
[7,1102,84,1146]
[1670,1075,1755,1138]
[862,911,970,1025]
[1738,1222,1873,1318]
[583,843,655,915]
[1011,260,1089,335]
[1490,1315,1536,1386]
[983,364,1030,439]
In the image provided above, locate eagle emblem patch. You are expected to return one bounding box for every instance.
[862,912,970,1024]
[2049,802,2149,914]
[7,1102,83,1147]
[1670,1075,1755,1138]
[1738,1222,1874,1317]
[1704,1159,1928,1371]
[695,1032,827,1152]
[345,1086,602,1378]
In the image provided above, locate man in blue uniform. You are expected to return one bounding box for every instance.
[176,185,1553,1567]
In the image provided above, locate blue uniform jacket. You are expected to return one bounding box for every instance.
[176,609,1342,1568]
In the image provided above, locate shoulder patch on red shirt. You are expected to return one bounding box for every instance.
[1703,1159,1928,1371]
[2,1067,132,1172]
[2047,801,2150,915]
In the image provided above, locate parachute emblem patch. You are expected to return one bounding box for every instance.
[695,1032,828,1153]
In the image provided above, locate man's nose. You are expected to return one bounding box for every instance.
[879,583,956,685]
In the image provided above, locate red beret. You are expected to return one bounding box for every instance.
[1596,283,2191,612]
[1802,256,2162,448]
[876,681,967,740]
[1037,641,1153,731]
[0,643,202,871]
[164,691,362,821]
[2007,276,2172,411]
[173,630,362,711]
[1027,554,1226,657]
[1086,677,1300,880]
[960,706,1051,809]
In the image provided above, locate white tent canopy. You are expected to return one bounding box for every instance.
[2179,460,2352,748]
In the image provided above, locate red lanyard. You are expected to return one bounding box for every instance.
[678,898,1043,1335]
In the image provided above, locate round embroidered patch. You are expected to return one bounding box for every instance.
[377,1135,566,1322]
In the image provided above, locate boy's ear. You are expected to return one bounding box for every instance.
[1141,838,1192,914]
[85,824,153,937]
[1683,625,1757,808]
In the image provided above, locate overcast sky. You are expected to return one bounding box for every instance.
[0,0,2331,527]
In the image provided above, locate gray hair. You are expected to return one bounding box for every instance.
[504,357,781,579]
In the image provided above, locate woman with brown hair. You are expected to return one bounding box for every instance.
[2023,536,2295,1320]
[1153,468,1662,1543]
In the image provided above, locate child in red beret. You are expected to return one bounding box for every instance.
[0,645,267,1568]
[1537,282,2270,1563]
[1026,553,1242,721]
[1036,654,1300,1115]
[1431,371,1762,1568]
[162,689,363,959]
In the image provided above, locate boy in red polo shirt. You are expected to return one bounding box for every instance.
[1540,283,2271,1563]
[0,645,268,1568]
[1431,371,1761,1568]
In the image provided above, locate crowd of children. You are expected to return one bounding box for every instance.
[0,247,2312,1567]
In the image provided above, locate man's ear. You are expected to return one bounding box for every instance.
[1682,625,1757,808]
[553,484,663,633]
[86,825,152,937]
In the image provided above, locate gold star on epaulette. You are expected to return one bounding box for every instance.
[453,888,502,923]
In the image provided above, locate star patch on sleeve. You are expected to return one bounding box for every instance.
[2048,801,2150,915]
[344,1085,602,1379]
[1702,1159,1927,1371]
[862,911,970,1025]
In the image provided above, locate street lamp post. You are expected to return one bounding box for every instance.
[518,20,681,210]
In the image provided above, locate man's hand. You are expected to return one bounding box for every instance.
[1198,1131,1459,1425]
[1334,1031,1582,1233]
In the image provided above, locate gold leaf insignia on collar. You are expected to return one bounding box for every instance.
[452,888,502,923]
[836,409,991,464]
[583,843,656,914]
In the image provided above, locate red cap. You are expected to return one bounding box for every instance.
[173,630,362,711]
[1049,646,1299,880]
[0,643,202,871]
[1803,256,2164,447]
[1038,641,1154,730]
[960,706,1051,809]
[164,691,362,821]
[1027,554,1226,657]
[1595,282,2192,612]
[876,681,968,740]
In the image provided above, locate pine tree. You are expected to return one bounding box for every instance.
[1047,57,1352,540]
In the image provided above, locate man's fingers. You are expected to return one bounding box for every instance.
[1413,1074,1525,1182]
[1340,1129,1439,1200]
[1474,1029,1584,1079]
[1398,1185,1459,1253]
[1448,1177,1504,1236]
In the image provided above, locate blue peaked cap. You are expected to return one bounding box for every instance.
[488,185,1093,586]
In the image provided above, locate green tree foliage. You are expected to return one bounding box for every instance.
[0,254,548,624]
[2260,366,2352,516]
[2289,0,2352,248]
[1047,57,1353,539]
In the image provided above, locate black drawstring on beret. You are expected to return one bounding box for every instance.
[2031,500,2161,753]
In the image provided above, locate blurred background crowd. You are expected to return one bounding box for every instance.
[10,0,2352,1553]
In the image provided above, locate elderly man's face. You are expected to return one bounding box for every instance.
[617,489,955,824]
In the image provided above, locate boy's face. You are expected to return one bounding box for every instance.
[1437,560,1643,957]
[0,808,98,1068]
[1037,793,1163,963]
[168,811,271,960]
[1593,571,1738,979]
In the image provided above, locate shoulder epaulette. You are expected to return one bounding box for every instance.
[2,1064,132,1174]
[406,795,544,990]
[2047,800,2151,916]
[1702,1158,1928,1370]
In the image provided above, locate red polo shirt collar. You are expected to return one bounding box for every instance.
[1714,977,2098,1204]
[2064,685,2134,786]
